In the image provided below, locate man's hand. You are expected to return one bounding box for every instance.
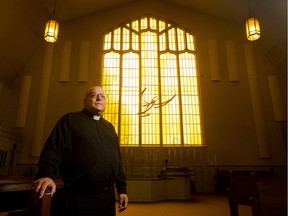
[118,194,128,213]
[32,177,56,199]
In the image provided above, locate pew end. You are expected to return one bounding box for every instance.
[250,178,287,216]
[227,169,274,216]
[29,189,52,216]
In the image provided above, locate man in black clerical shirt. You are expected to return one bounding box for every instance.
[32,86,128,216]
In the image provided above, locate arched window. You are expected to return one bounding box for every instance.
[102,15,203,146]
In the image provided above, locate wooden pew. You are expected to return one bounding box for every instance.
[0,176,33,215]
[29,189,53,216]
[227,169,274,216]
[0,176,63,216]
[250,178,287,216]
[29,178,64,216]
[214,167,274,194]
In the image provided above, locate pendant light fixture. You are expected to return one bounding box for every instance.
[246,17,261,41]
[44,0,59,43]
[245,0,261,41]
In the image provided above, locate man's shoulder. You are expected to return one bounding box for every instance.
[61,111,81,117]
[58,111,84,121]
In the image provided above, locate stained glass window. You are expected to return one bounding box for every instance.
[102,15,203,146]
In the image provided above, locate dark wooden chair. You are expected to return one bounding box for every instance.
[250,178,287,216]
[228,170,258,216]
[227,169,274,216]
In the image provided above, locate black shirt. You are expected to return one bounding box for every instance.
[35,109,127,195]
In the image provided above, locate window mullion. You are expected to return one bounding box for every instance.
[138,28,143,147]
[118,27,124,142]
[157,20,163,147]
[175,27,184,146]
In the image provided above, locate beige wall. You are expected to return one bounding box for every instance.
[0,1,286,182]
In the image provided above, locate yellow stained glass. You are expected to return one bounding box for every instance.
[159,33,166,51]
[120,52,140,145]
[159,20,166,32]
[131,20,139,31]
[114,27,121,50]
[123,28,130,51]
[102,15,203,146]
[132,32,139,50]
[186,32,195,51]
[140,17,148,30]
[104,32,111,50]
[150,17,157,30]
[177,28,185,51]
[168,28,176,51]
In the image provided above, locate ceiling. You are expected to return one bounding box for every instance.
[45,0,259,23]
[0,0,286,84]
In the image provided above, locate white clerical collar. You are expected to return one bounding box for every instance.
[93,115,101,121]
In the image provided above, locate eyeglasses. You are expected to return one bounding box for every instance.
[88,92,107,99]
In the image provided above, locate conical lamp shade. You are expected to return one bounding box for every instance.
[246,17,261,41]
[44,19,59,43]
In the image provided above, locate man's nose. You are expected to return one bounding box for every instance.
[96,95,102,100]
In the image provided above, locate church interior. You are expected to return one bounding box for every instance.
[0,0,287,215]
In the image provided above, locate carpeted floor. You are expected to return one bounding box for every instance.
[117,193,252,216]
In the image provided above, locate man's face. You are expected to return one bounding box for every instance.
[84,86,107,115]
